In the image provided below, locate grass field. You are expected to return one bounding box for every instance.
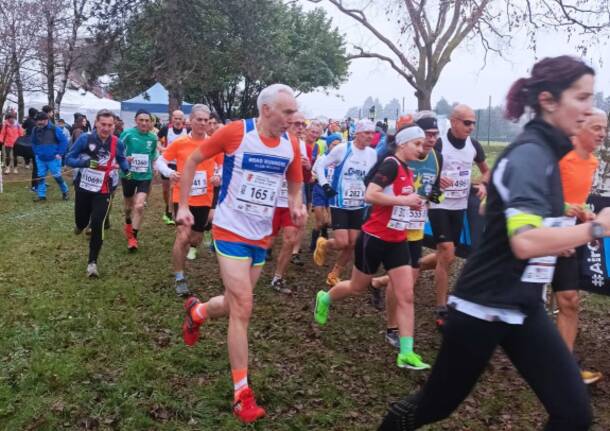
[1,163,609,431]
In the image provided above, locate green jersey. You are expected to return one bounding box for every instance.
[120,128,158,181]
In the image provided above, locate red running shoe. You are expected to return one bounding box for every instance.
[233,388,266,424]
[127,236,138,251]
[124,223,133,239]
[182,296,203,346]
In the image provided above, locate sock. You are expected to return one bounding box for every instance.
[320,291,332,306]
[175,271,185,281]
[125,217,132,225]
[165,204,169,215]
[232,368,248,401]
[272,274,282,283]
[386,327,398,334]
[190,302,208,324]
[133,229,139,239]
[399,336,414,355]
[311,229,319,244]
[321,226,329,238]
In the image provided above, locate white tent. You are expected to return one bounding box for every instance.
[3,89,120,124]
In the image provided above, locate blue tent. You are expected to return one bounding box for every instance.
[120,83,192,124]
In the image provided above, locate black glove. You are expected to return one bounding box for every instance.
[428,184,444,204]
[322,184,337,198]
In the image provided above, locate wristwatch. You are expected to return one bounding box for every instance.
[590,222,605,240]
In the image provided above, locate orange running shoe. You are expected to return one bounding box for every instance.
[182,296,203,346]
[127,236,138,251]
[124,223,133,239]
[233,388,266,424]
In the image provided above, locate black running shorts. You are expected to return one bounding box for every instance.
[428,208,465,245]
[354,232,411,275]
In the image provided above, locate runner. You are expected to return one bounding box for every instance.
[371,112,444,347]
[310,132,342,251]
[268,112,309,294]
[290,120,320,265]
[314,126,430,369]
[155,105,222,295]
[418,104,489,327]
[31,111,69,202]
[157,110,189,225]
[1,112,24,174]
[553,108,607,385]
[379,55,604,431]
[66,109,130,277]
[176,84,306,423]
[120,109,158,251]
[313,118,378,286]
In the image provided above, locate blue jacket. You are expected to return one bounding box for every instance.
[32,123,68,161]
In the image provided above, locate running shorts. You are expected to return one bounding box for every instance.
[428,208,465,245]
[303,183,313,206]
[272,207,295,236]
[408,240,423,269]
[214,240,266,267]
[331,207,366,230]
[173,204,210,233]
[160,163,177,180]
[354,232,411,275]
[312,183,329,207]
[121,178,151,198]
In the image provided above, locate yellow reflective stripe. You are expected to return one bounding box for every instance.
[506,213,542,237]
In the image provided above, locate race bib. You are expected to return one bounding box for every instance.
[130,153,149,173]
[388,205,411,231]
[190,171,207,196]
[406,207,428,231]
[521,217,575,283]
[79,168,105,192]
[445,169,471,199]
[235,171,281,217]
[342,179,365,208]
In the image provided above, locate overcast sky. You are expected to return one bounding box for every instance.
[296,1,610,119]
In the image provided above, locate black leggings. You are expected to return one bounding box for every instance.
[75,188,112,264]
[380,307,591,431]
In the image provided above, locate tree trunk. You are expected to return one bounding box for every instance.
[16,71,24,122]
[168,86,182,114]
[415,85,432,111]
[45,12,56,113]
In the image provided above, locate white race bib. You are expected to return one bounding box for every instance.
[520,217,575,283]
[277,179,289,208]
[130,153,149,173]
[235,171,281,217]
[79,168,105,192]
[445,169,471,198]
[342,179,365,208]
[387,205,411,231]
[190,171,208,196]
[406,207,428,231]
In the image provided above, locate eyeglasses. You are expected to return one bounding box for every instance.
[425,131,439,137]
[290,122,307,128]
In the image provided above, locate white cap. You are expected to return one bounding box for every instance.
[355,119,375,134]
[396,126,425,145]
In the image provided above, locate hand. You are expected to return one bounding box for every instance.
[558,248,575,258]
[397,193,423,209]
[211,175,221,187]
[290,203,308,227]
[322,184,337,198]
[170,171,180,183]
[127,156,134,163]
[440,176,453,190]
[475,183,487,200]
[301,157,311,170]
[55,154,62,160]
[176,205,194,227]
[89,160,99,169]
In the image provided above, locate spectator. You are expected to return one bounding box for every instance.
[1,112,24,174]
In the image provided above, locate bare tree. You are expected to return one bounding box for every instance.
[308,0,610,110]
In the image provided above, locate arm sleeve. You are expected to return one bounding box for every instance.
[286,135,303,182]
[497,144,553,235]
[471,138,486,163]
[154,156,174,177]
[315,144,345,186]
[199,121,243,159]
[371,158,399,188]
[65,134,89,167]
[116,140,130,173]
[433,149,443,189]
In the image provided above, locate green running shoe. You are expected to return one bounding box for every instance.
[162,214,175,225]
[314,290,330,325]
[396,352,431,370]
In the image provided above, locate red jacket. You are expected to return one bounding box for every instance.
[0,121,24,148]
